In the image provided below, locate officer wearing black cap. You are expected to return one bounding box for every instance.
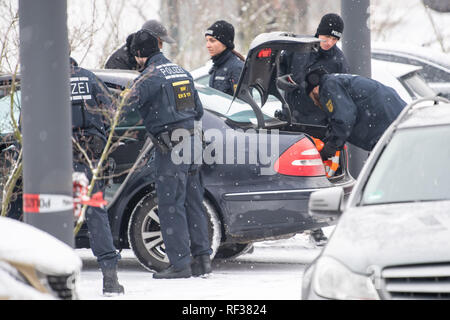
[127,30,212,279]
[305,67,407,158]
[70,57,124,295]
[104,19,175,71]
[280,13,349,125]
[205,20,245,96]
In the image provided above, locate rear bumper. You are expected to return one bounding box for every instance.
[220,176,355,242]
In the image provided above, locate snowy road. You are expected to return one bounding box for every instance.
[76,232,326,300]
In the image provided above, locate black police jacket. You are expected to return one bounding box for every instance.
[129,52,203,136]
[281,45,349,125]
[70,61,110,145]
[209,49,244,96]
[317,74,407,151]
[104,33,139,70]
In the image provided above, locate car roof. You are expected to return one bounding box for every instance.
[372,42,450,71]
[90,69,139,87]
[372,59,422,78]
[398,102,450,129]
[0,69,139,86]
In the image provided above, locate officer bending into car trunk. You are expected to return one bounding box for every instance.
[127,29,212,279]
[70,57,124,296]
[305,67,407,159]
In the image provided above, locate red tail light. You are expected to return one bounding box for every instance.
[257,48,272,58]
[274,138,325,176]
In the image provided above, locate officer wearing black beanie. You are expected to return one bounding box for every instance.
[205,20,244,96]
[279,13,349,246]
[128,29,213,280]
[105,20,174,71]
[131,29,160,58]
[315,13,344,40]
[279,12,349,126]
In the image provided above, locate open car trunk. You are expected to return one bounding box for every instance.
[233,32,349,179]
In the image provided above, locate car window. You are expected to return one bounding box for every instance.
[0,86,21,134]
[107,88,143,128]
[195,74,209,86]
[401,73,436,99]
[196,84,275,124]
[361,125,450,205]
[419,65,450,83]
[372,53,450,83]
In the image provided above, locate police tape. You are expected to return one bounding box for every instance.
[23,192,107,214]
[23,194,74,213]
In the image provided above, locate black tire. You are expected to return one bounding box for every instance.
[214,243,254,260]
[127,191,222,272]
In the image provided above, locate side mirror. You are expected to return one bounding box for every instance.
[309,187,344,219]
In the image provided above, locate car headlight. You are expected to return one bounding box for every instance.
[312,256,379,300]
[0,260,79,300]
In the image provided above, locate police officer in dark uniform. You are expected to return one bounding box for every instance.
[128,30,212,279]
[305,67,407,158]
[278,13,349,246]
[280,13,349,125]
[70,58,124,295]
[205,20,245,96]
[104,20,175,71]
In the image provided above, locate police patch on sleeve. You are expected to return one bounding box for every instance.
[326,99,334,113]
[172,80,195,111]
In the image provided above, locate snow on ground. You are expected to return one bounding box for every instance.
[76,228,334,300]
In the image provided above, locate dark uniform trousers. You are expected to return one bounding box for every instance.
[154,133,211,270]
[73,160,120,270]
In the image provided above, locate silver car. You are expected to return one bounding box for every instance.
[302,96,450,300]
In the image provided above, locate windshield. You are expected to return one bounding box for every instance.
[0,86,21,134]
[361,125,450,205]
[195,83,275,124]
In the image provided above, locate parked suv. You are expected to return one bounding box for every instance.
[302,96,450,300]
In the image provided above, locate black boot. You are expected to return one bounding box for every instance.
[153,265,192,279]
[191,254,212,277]
[102,266,125,296]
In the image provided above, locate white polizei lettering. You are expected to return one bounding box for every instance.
[71,82,77,94]
[215,76,226,81]
[77,82,87,94]
[331,30,342,37]
[71,80,91,96]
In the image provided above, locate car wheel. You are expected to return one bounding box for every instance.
[214,243,254,260]
[127,191,222,272]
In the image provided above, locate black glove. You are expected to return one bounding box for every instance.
[320,143,338,160]
[276,74,299,93]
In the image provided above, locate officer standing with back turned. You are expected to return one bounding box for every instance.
[127,29,212,279]
[70,58,124,295]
